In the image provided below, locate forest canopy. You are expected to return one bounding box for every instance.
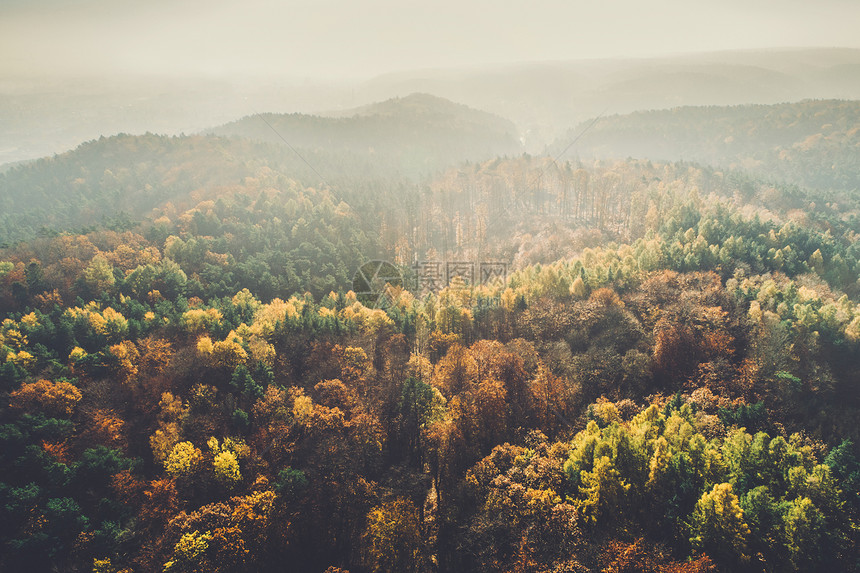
[1,97,859,572]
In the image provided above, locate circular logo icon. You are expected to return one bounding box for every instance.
[352,260,403,308]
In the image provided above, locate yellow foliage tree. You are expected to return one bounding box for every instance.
[213,451,241,485]
[101,307,129,341]
[163,530,212,572]
[181,308,223,335]
[211,332,249,369]
[292,393,314,426]
[5,350,35,369]
[364,498,422,573]
[150,392,187,462]
[108,340,140,385]
[689,482,751,564]
[207,436,248,486]
[575,455,631,524]
[164,441,203,477]
[569,276,587,299]
[334,345,371,386]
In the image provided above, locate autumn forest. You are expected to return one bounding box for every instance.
[1,94,860,573]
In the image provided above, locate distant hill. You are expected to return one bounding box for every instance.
[557,99,860,192]
[359,48,860,149]
[0,74,350,167]
[210,93,522,177]
[0,133,254,245]
[4,94,859,247]
[4,49,860,166]
[0,94,522,245]
[0,130,407,246]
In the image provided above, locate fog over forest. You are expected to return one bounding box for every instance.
[3,2,860,573]
[3,0,860,164]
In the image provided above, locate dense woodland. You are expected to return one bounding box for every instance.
[1,97,860,572]
[567,99,860,193]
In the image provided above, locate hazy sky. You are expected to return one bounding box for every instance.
[3,0,860,79]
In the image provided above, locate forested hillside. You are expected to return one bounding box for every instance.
[361,49,860,148]
[0,93,519,246]
[211,93,521,178]
[1,98,860,572]
[566,99,860,192]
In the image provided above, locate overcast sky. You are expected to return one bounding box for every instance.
[3,0,860,80]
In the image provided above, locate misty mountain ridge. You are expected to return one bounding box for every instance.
[4,47,860,166]
[209,92,521,177]
[0,93,521,244]
[561,98,860,192]
[325,92,512,125]
[362,48,860,148]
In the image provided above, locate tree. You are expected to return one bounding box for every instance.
[432,343,476,397]
[107,340,140,386]
[139,478,180,533]
[79,409,127,450]
[9,379,82,417]
[784,497,826,570]
[575,455,631,525]
[824,439,860,512]
[601,538,716,573]
[207,437,247,487]
[740,486,787,567]
[689,483,750,565]
[394,377,437,466]
[164,442,203,478]
[161,489,276,572]
[363,498,422,573]
[163,530,212,572]
[212,451,241,486]
[150,392,187,463]
[81,255,116,295]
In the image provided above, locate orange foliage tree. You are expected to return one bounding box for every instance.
[9,379,82,417]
